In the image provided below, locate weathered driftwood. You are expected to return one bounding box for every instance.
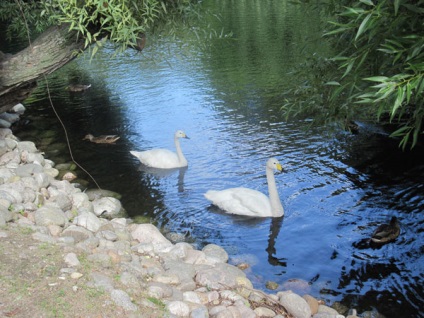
[0,24,85,113]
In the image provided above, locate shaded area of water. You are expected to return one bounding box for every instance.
[10,1,424,317]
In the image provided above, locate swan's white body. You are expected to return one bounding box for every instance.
[205,158,284,217]
[130,130,189,169]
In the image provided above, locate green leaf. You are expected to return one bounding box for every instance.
[325,81,341,86]
[394,0,401,16]
[359,0,374,6]
[364,76,389,82]
[355,13,372,41]
[391,86,406,119]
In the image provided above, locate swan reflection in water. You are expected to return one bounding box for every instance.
[208,205,287,268]
[136,164,188,193]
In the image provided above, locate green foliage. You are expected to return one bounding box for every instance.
[328,0,424,148]
[0,0,198,55]
[0,0,52,41]
[283,0,424,149]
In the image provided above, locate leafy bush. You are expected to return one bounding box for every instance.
[0,0,198,55]
[329,0,424,149]
[283,0,424,149]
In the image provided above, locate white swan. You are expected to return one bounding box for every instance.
[130,130,189,169]
[204,157,284,217]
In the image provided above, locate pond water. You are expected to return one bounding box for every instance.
[12,1,424,317]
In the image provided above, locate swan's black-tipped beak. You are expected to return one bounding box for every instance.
[184,135,190,139]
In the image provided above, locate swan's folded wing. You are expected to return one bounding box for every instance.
[205,188,272,217]
[130,149,180,168]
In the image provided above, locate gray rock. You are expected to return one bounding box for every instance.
[73,212,102,233]
[213,306,242,318]
[15,163,43,177]
[97,230,118,241]
[34,206,67,227]
[64,253,81,267]
[71,192,92,211]
[209,305,226,317]
[195,263,246,290]
[11,103,26,114]
[75,237,100,252]
[279,290,312,318]
[5,138,18,150]
[49,179,77,195]
[32,172,51,188]
[167,300,190,317]
[20,176,40,192]
[85,188,122,200]
[88,272,115,292]
[0,213,6,226]
[318,304,342,315]
[131,223,173,253]
[0,167,13,180]
[47,190,72,211]
[184,249,207,264]
[0,140,7,157]
[61,224,93,242]
[236,304,257,318]
[0,208,12,223]
[148,282,174,298]
[202,244,229,264]
[92,197,122,218]
[162,259,197,283]
[17,141,38,153]
[0,128,13,139]
[153,272,181,285]
[254,306,276,317]
[32,232,56,244]
[312,314,345,318]
[87,253,112,268]
[0,186,23,203]
[220,290,244,302]
[21,151,45,165]
[183,291,202,304]
[0,118,11,128]
[0,151,20,165]
[190,305,209,318]
[119,271,140,289]
[168,242,194,260]
[0,112,20,124]
[110,289,138,311]
[43,167,59,178]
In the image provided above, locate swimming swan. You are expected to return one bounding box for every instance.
[130,130,189,169]
[204,157,284,217]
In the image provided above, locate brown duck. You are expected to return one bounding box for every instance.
[83,134,120,144]
[371,216,400,244]
[68,84,92,92]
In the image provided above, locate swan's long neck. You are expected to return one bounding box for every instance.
[174,137,187,166]
[266,167,284,217]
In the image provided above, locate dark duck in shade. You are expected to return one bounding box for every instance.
[371,216,400,245]
[83,134,120,144]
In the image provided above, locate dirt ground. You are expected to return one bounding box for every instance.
[0,225,162,318]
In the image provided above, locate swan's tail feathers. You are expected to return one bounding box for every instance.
[204,190,218,201]
[130,151,143,159]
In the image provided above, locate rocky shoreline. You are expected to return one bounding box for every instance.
[0,105,366,318]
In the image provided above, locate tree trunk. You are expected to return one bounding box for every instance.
[0,24,85,113]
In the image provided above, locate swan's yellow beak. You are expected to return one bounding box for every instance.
[276,163,283,172]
